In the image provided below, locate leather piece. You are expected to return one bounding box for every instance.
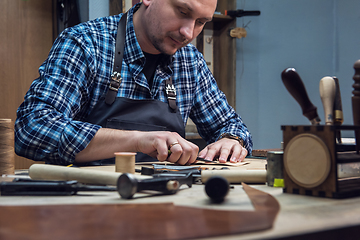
[0,183,279,240]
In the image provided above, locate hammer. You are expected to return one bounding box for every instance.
[28,164,193,199]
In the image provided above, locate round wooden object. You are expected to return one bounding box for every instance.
[115,152,136,174]
[284,133,331,188]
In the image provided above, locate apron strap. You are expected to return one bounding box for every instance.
[165,77,177,112]
[105,12,128,105]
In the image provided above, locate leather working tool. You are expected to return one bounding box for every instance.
[204,176,230,203]
[143,163,267,184]
[117,172,193,199]
[281,68,321,125]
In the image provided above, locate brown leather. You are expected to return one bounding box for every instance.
[0,183,279,240]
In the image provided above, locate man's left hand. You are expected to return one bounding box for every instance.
[198,138,247,163]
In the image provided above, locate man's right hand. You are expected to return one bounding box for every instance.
[75,128,199,165]
[134,131,199,165]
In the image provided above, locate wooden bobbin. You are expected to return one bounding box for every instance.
[0,119,15,175]
[114,152,136,174]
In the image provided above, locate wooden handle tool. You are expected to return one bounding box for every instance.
[29,164,150,186]
[353,60,360,126]
[201,169,267,184]
[319,76,336,125]
[352,60,360,153]
[333,77,344,125]
[333,76,343,143]
[281,68,321,125]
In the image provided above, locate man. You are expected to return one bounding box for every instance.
[15,0,252,166]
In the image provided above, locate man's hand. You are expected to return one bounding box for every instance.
[198,138,247,163]
[134,131,199,165]
[75,129,199,165]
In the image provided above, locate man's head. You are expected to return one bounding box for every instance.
[133,0,217,55]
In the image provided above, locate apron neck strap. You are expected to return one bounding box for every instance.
[105,11,178,112]
[105,12,128,105]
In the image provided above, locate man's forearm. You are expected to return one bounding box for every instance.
[74,128,141,162]
[75,128,199,165]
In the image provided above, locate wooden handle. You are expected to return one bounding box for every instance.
[353,60,360,126]
[319,76,336,125]
[281,68,321,125]
[201,169,267,184]
[29,164,149,186]
[333,77,343,125]
[352,60,360,153]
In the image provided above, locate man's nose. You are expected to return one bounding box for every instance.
[179,19,195,41]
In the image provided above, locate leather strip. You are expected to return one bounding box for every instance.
[0,183,279,240]
[105,12,128,105]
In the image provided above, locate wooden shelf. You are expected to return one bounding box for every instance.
[195,0,237,109]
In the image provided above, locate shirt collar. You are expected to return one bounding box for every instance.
[123,3,143,64]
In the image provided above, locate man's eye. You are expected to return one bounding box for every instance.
[179,9,187,16]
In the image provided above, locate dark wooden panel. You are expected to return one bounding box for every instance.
[109,0,123,15]
[0,0,53,169]
[210,0,237,108]
[213,16,236,108]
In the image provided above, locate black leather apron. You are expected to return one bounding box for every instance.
[84,13,185,163]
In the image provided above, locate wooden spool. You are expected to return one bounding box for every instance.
[0,119,15,175]
[114,152,136,174]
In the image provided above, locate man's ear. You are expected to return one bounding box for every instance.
[142,0,151,7]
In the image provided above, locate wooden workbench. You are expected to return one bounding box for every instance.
[1,158,360,239]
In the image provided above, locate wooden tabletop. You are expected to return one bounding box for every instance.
[1,159,360,239]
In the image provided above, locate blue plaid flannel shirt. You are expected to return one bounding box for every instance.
[15,5,252,165]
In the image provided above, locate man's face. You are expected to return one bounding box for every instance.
[141,0,217,55]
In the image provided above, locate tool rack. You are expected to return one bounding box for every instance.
[282,125,360,198]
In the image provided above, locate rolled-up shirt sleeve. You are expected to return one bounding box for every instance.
[15,28,102,165]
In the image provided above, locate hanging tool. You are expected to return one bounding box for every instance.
[225,9,261,18]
